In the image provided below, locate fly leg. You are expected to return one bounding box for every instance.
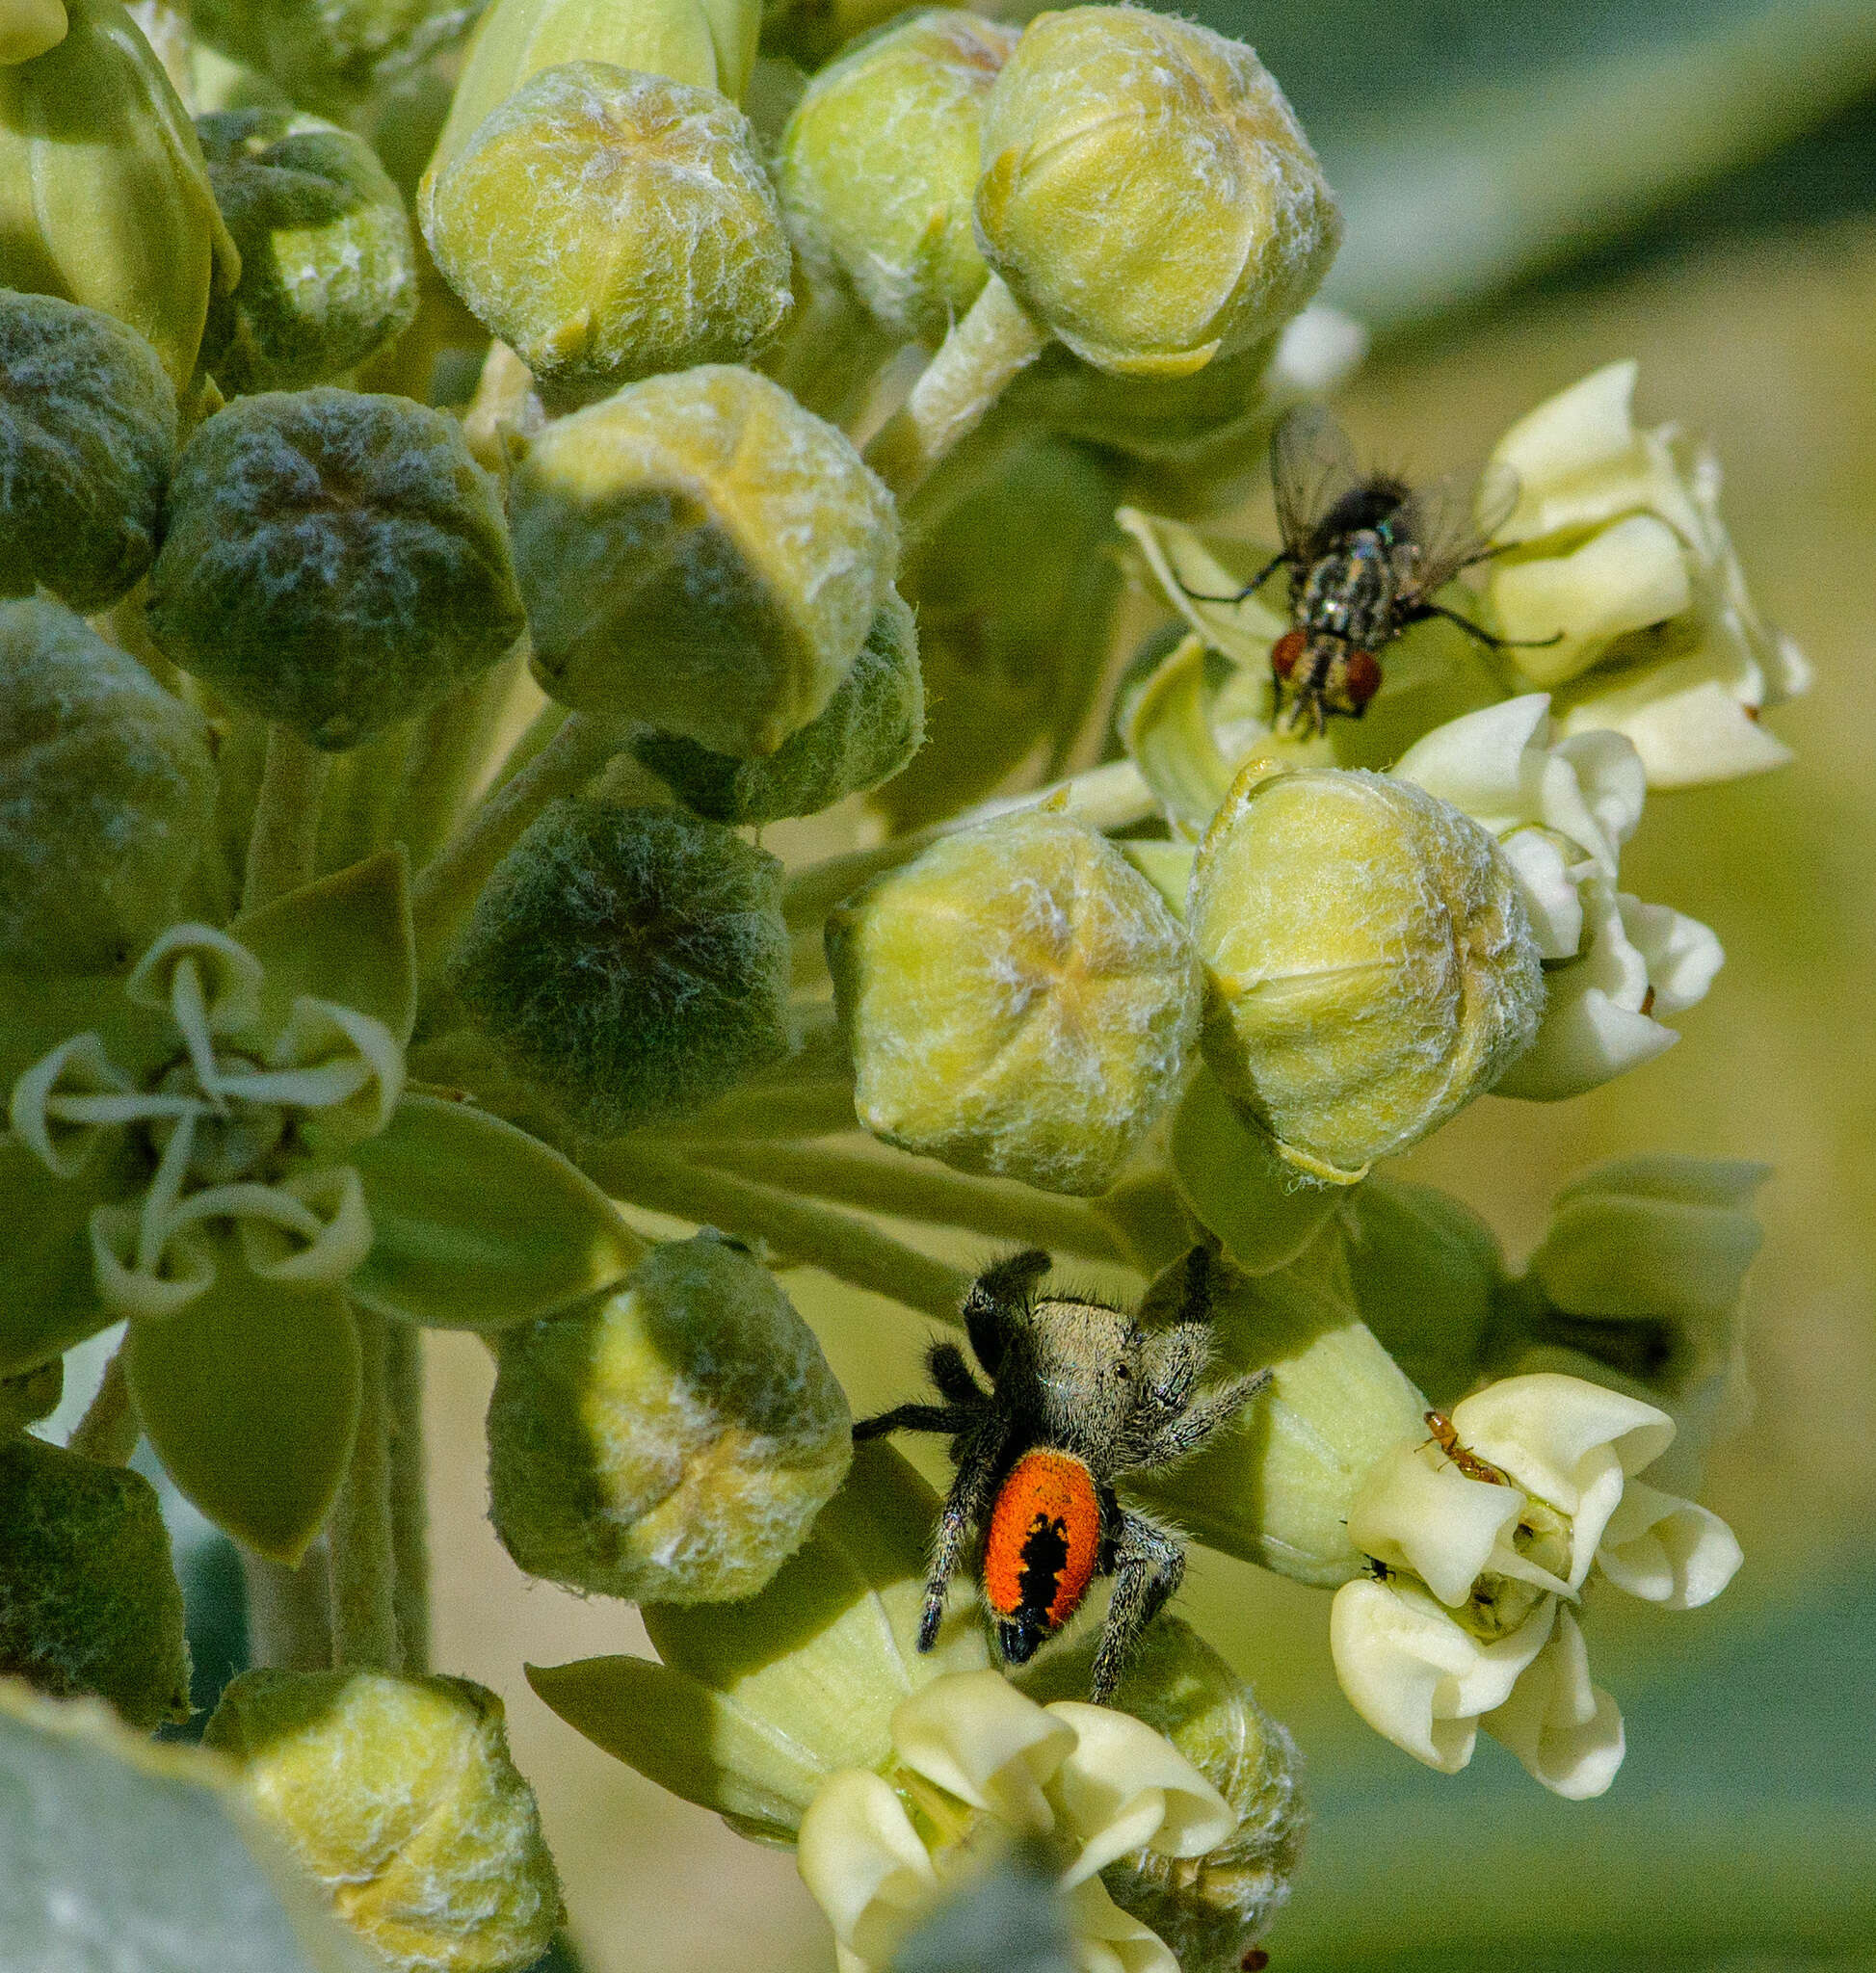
[1414,600,1563,651]
[1178,548,1292,607]
[1091,1510,1185,1703]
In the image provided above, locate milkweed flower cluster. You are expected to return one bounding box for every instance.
[0,0,1794,1963]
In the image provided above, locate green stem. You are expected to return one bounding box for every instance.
[585,1142,971,1323]
[391,646,531,869]
[780,756,1155,932]
[66,1348,138,1465]
[688,1139,1125,1260]
[241,1549,333,1671]
[864,277,1052,502]
[384,1317,430,1674]
[664,1079,859,1144]
[242,724,332,912]
[328,1303,400,1672]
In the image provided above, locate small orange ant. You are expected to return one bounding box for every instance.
[1423,1409,1510,1486]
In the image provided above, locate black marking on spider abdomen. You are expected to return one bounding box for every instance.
[1015,1513,1071,1624]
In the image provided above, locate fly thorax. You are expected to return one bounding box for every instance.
[1301,534,1396,645]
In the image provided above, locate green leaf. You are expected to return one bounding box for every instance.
[229,850,416,1044]
[347,1094,645,1330]
[0,969,172,1091]
[0,1681,381,1973]
[0,1136,119,1376]
[1118,633,1241,840]
[126,1242,360,1564]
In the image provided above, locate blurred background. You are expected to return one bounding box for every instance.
[66,0,1876,1965]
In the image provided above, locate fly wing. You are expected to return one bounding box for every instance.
[1390,460,1521,594]
[1270,405,1362,560]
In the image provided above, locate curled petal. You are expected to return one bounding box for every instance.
[1490,514,1692,688]
[10,1033,135,1177]
[1497,829,1586,960]
[251,997,406,1143]
[1041,1702,1235,1884]
[890,1671,1073,1835]
[127,925,265,1043]
[175,1167,377,1286]
[798,1768,938,1964]
[1329,1578,1555,1775]
[1347,1441,1532,1609]
[1061,1875,1179,1973]
[90,1203,217,1320]
[1618,896,1722,1018]
[1481,1606,1625,1799]
[1596,1478,1742,1609]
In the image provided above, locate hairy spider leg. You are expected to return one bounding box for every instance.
[1092,1510,1185,1703]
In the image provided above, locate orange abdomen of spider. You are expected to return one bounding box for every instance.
[983,1449,1101,1636]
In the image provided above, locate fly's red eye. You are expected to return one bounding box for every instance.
[1270,629,1307,680]
[1344,648,1382,706]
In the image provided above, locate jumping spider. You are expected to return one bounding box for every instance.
[854,1245,1269,1702]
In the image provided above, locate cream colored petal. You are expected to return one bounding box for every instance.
[1493,514,1692,687]
[1596,1479,1742,1609]
[126,924,265,1037]
[798,1768,938,1963]
[1552,728,1648,859]
[1042,1702,1235,1884]
[890,1671,1073,1835]
[1619,895,1722,1017]
[1329,1579,1555,1775]
[1347,1441,1527,1609]
[1481,1607,1625,1799]
[1062,1875,1179,1973]
[1266,304,1369,397]
[1452,1373,1675,1514]
[89,1205,217,1321]
[1390,694,1551,830]
[1115,507,1289,673]
[226,1166,376,1286]
[255,997,407,1140]
[1498,829,1586,960]
[10,1033,137,1178]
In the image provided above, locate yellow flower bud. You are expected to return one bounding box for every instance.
[776,10,1018,343]
[0,1434,191,1731]
[827,806,1202,1197]
[1189,765,1543,1181]
[0,0,239,389]
[512,365,898,757]
[488,1233,852,1602]
[974,6,1337,378]
[206,1670,561,1972]
[420,63,791,407]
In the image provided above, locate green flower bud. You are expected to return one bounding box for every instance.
[450,800,792,1132]
[0,598,214,974]
[1189,765,1544,1183]
[0,0,66,63]
[512,365,897,756]
[882,432,1122,829]
[204,1669,562,1973]
[0,0,239,389]
[431,0,758,178]
[776,10,1017,344]
[488,1232,852,1602]
[1020,1618,1304,1973]
[0,1358,62,1434]
[196,108,419,395]
[420,64,791,407]
[189,0,481,118]
[973,7,1338,379]
[827,806,1202,1197]
[146,388,524,750]
[0,1434,191,1731]
[1343,1177,1506,1407]
[632,589,922,824]
[759,0,918,67]
[0,293,176,612]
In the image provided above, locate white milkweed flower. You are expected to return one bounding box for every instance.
[1392,694,1721,1099]
[1484,360,1809,788]
[1329,1372,1742,1798]
[797,1669,1238,1973]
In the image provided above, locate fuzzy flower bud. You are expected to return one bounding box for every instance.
[146,388,525,750]
[204,1669,562,1972]
[0,0,239,389]
[420,64,791,408]
[0,598,215,974]
[632,589,923,825]
[196,108,419,395]
[827,806,1202,1197]
[512,365,897,757]
[0,293,176,612]
[188,0,485,118]
[0,1434,191,1731]
[973,7,1338,379]
[488,1231,852,1602]
[776,10,1018,344]
[1189,764,1544,1183]
[450,800,792,1133]
[0,1358,62,1433]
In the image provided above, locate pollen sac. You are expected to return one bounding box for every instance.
[0,1435,192,1733]
[826,806,1203,1197]
[0,293,177,613]
[974,6,1339,379]
[449,800,792,1133]
[1189,765,1544,1181]
[0,598,215,975]
[511,364,898,758]
[145,387,525,750]
[420,64,792,408]
[631,588,924,825]
[195,108,419,396]
[487,1233,853,1603]
[776,10,1019,345]
[204,1668,562,1973]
